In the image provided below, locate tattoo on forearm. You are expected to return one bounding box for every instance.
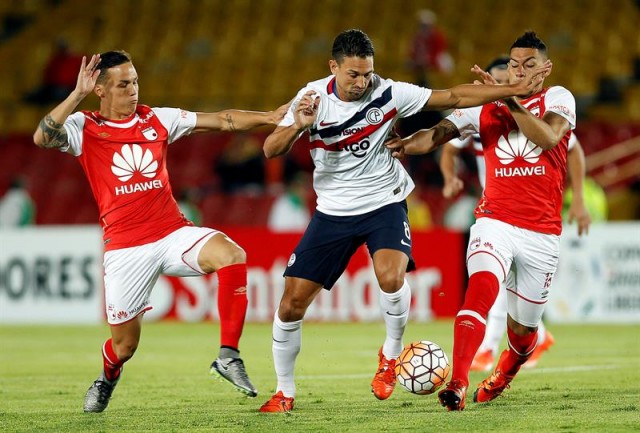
[225,114,236,131]
[39,115,68,148]
[434,119,460,145]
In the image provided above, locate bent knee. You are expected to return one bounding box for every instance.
[113,341,138,362]
[377,273,405,293]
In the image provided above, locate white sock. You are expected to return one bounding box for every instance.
[479,287,508,356]
[537,320,547,345]
[379,280,411,359]
[272,311,302,398]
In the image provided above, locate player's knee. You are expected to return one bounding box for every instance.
[376,270,404,293]
[507,315,537,336]
[200,243,246,272]
[278,297,308,321]
[462,271,500,317]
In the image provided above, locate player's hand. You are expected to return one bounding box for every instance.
[385,136,406,159]
[293,90,320,130]
[442,177,464,199]
[568,202,592,236]
[512,60,553,97]
[470,65,499,85]
[74,54,101,98]
[270,99,292,125]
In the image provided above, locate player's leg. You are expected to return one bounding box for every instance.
[474,230,559,403]
[439,218,513,411]
[178,229,255,396]
[471,271,511,371]
[84,245,159,413]
[365,202,414,400]
[523,317,555,368]
[84,317,143,413]
[260,277,323,413]
[261,209,361,412]
[370,249,411,400]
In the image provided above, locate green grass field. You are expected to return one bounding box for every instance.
[1,321,639,432]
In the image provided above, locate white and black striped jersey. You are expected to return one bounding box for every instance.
[281,74,431,216]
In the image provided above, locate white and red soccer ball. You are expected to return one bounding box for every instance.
[395,340,450,395]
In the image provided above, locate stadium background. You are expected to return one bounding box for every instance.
[0,0,639,325]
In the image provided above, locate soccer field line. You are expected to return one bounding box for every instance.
[297,365,619,380]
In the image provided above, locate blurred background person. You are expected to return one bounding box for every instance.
[0,177,35,226]
[24,38,82,106]
[408,9,454,88]
[267,171,311,232]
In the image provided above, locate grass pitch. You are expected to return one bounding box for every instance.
[1,321,639,432]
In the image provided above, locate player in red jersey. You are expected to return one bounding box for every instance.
[33,51,288,412]
[386,31,574,410]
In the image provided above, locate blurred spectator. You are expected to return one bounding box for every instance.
[177,187,203,226]
[24,39,82,105]
[0,177,35,226]
[408,9,454,87]
[563,176,608,222]
[214,134,265,194]
[268,172,311,232]
[406,185,432,230]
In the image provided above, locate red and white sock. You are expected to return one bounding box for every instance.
[500,327,538,376]
[102,338,123,381]
[217,264,248,352]
[451,271,499,387]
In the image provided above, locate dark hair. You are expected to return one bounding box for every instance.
[485,55,510,72]
[96,50,132,83]
[331,29,374,63]
[510,31,547,56]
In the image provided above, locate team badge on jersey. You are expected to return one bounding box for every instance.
[365,107,384,125]
[141,126,158,141]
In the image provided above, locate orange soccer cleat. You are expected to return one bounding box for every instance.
[438,379,467,411]
[522,330,555,369]
[259,391,295,413]
[371,347,397,400]
[470,348,495,372]
[473,350,515,403]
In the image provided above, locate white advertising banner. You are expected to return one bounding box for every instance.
[547,222,640,323]
[0,226,104,324]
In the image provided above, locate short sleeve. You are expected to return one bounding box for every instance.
[445,106,481,140]
[152,107,197,144]
[391,80,432,118]
[544,86,576,130]
[62,112,85,156]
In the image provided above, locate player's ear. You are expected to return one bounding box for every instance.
[329,59,338,75]
[94,84,105,98]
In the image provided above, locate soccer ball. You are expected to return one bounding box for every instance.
[395,340,450,395]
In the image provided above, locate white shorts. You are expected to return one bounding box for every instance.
[466,218,559,327]
[103,226,218,325]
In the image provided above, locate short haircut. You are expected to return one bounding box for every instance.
[510,31,548,57]
[96,50,132,84]
[331,29,374,64]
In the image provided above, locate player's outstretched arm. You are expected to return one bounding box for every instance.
[386,119,460,158]
[566,137,591,235]
[263,91,319,159]
[425,61,552,111]
[504,101,571,150]
[33,54,101,149]
[440,143,464,199]
[193,100,290,133]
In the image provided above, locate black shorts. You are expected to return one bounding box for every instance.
[283,200,416,290]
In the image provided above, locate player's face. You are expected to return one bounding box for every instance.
[508,48,548,95]
[98,62,139,118]
[330,56,374,102]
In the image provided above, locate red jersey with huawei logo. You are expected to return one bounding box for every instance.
[62,104,197,250]
[446,86,576,235]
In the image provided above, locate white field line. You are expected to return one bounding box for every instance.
[297,365,619,380]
